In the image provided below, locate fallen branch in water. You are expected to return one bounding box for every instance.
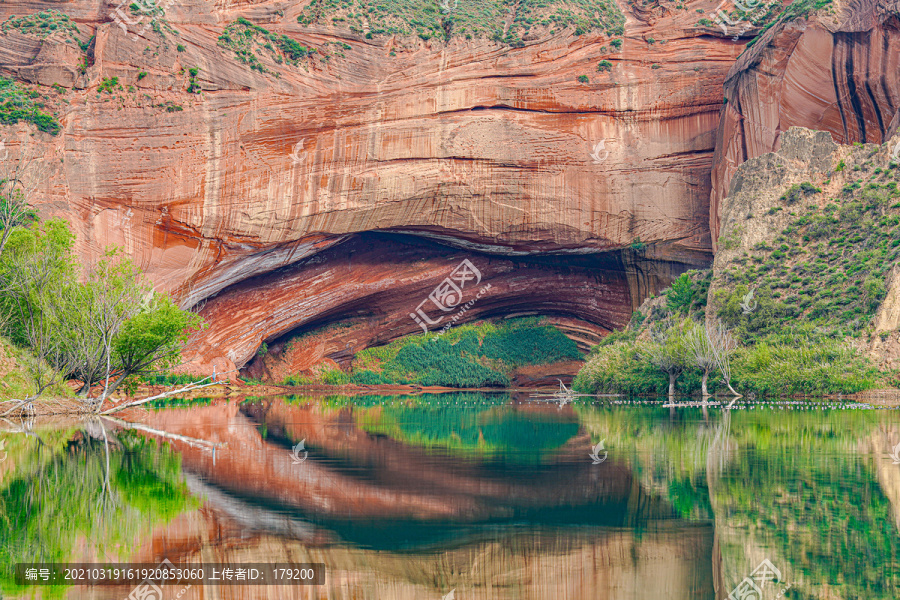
[100,370,237,415]
[0,398,34,418]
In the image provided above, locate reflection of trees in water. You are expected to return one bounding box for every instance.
[713,410,900,598]
[577,402,900,597]
[279,392,582,462]
[0,424,197,597]
[356,404,580,462]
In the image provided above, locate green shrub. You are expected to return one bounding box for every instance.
[296,0,626,43]
[597,60,613,72]
[97,77,119,93]
[573,339,691,394]
[0,77,61,135]
[577,74,589,83]
[731,336,880,395]
[780,182,820,204]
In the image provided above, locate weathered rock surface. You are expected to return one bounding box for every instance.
[0,0,744,373]
[188,232,671,376]
[710,0,900,244]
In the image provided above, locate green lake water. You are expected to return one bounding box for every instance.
[1,393,899,599]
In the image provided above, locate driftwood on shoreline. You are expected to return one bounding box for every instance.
[100,369,239,415]
[100,378,218,415]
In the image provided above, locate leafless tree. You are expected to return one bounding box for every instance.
[0,141,46,257]
[706,320,740,397]
[62,251,146,409]
[687,323,717,397]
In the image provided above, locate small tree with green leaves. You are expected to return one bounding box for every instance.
[0,220,77,406]
[110,294,204,397]
[643,318,691,401]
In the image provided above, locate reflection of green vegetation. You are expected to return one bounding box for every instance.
[314,318,580,388]
[348,393,578,462]
[0,429,198,598]
[577,401,900,596]
[146,395,214,409]
[712,410,900,598]
[575,402,715,483]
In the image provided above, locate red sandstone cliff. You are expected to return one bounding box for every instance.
[11,1,896,374]
[710,0,900,245]
[0,0,744,373]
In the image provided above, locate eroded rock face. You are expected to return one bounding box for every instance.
[710,0,900,245]
[187,233,698,376]
[0,1,741,372]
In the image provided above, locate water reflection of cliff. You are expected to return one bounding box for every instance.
[116,395,717,599]
[8,398,898,599]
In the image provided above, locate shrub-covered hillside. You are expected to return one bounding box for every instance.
[575,132,900,397]
[297,0,625,45]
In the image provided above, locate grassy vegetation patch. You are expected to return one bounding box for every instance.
[716,172,900,342]
[297,0,624,44]
[218,18,316,74]
[1,9,80,45]
[286,318,581,388]
[0,77,61,135]
[744,0,833,49]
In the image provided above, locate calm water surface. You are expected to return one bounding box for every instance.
[2,393,900,599]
